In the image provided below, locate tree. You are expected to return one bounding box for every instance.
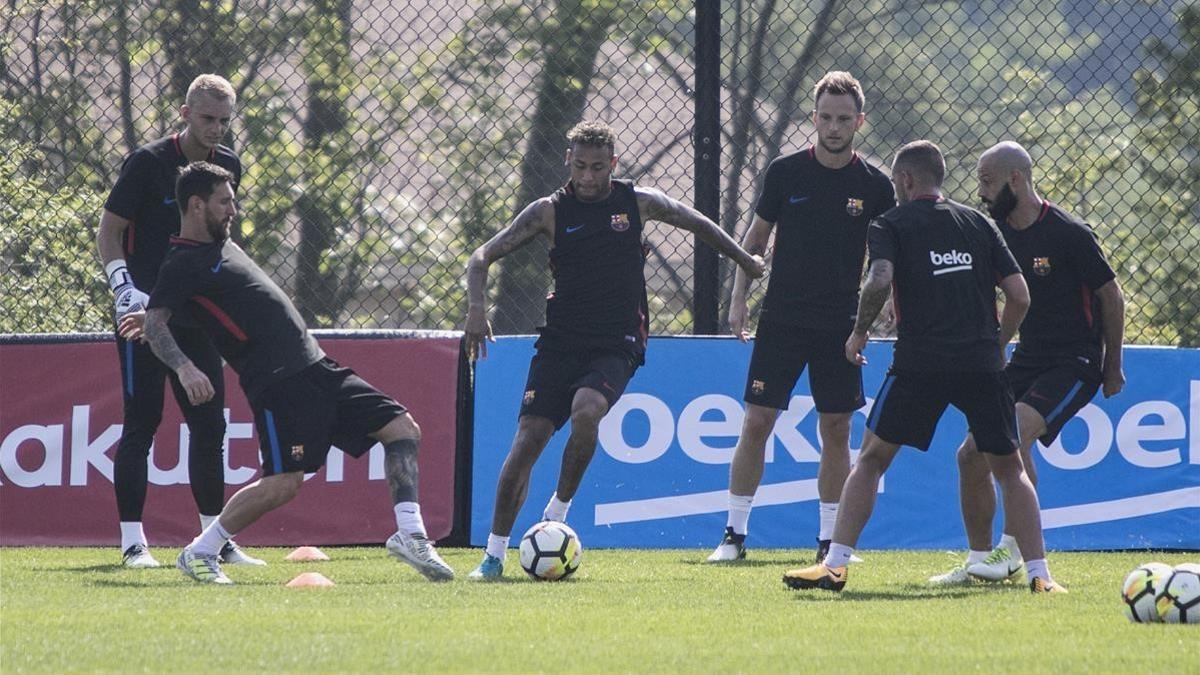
[0,97,108,333]
[1130,2,1200,346]
[428,0,682,334]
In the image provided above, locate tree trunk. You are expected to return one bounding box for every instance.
[491,0,613,334]
[294,0,353,327]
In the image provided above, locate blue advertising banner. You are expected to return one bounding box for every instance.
[472,337,1199,551]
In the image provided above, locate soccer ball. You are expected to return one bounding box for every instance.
[1121,562,1173,623]
[519,521,582,581]
[1155,563,1200,624]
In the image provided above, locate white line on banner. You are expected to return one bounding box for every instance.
[1041,486,1200,529]
[593,477,885,526]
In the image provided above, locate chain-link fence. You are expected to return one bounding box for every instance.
[2,1,1197,344]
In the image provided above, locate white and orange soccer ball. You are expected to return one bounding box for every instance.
[1155,563,1200,625]
[1121,562,1173,623]
[519,521,582,581]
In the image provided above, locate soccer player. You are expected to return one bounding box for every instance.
[97,74,261,568]
[783,141,1068,594]
[929,141,1125,585]
[122,162,453,584]
[463,121,766,580]
[707,72,895,563]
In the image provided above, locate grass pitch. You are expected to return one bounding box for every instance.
[1,547,1196,672]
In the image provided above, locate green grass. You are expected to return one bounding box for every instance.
[1,547,1196,672]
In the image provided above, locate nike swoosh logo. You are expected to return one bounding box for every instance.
[789,196,809,204]
[211,260,223,273]
[565,224,585,233]
[163,197,176,205]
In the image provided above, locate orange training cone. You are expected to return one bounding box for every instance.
[286,572,334,588]
[285,546,331,562]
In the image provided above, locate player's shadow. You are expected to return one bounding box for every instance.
[679,559,780,568]
[789,583,1016,602]
[41,563,134,573]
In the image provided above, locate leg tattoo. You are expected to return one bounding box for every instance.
[384,438,420,504]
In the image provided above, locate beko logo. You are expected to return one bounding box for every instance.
[930,249,973,275]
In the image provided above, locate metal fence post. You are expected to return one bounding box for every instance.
[693,0,721,335]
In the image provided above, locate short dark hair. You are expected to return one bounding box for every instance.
[176,161,235,213]
[894,140,945,186]
[813,71,865,113]
[566,121,616,153]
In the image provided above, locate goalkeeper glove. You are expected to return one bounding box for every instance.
[106,260,149,317]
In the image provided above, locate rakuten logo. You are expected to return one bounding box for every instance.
[0,405,385,487]
[930,249,973,275]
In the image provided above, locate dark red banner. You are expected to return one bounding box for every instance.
[0,333,461,546]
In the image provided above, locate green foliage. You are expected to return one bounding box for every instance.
[0,97,108,333]
[2,546,1198,670]
[1129,2,1200,345]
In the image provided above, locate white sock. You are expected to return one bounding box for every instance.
[191,520,231,557]
[543,493,571,522]
[1026,558,1050,582]
[485,534,509,560]
[999,533,1022,560]
[967,549,990,565]
[727,493,753,535]
[824,543,854,568]
[818,502,838,541]
[199,514,218,533]
[394,502,427,537]
[120,522,147,551]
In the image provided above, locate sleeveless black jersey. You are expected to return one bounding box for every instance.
[103,133,242,291]
[867,197,1021,372]
[1000,201,1116,368]
[147,237,324,400]
[538,179,649,363]
[755,148,895,330]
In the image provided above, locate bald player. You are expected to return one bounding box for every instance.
[929,141,1125,586]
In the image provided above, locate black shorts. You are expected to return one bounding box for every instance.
[743,319,864,413]
[519,347,638,430]
[866,369,1018,455]
[1006,359,1101,445]
[251,358,407,476]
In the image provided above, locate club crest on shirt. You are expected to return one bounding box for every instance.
[751,380,765,395]
[523,389,536,405]
[291,445,304,461]
[845,198,864,216]
[611,213,630,232]
[1032,256,1052,276]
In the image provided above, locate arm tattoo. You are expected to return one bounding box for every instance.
[143,308,189,369]
[467,201,549,307]
[483,200,549,261]
[638,188,744,260]
[853,261,893,333]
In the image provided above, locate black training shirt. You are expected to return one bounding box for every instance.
[755,148,895,330]
[539,179,649,363]
[1001,201,1116,368]
[104,133,242,291]
[868,197,1021,372]
[148,238,324,400]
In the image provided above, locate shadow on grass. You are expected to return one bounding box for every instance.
[785,582,1019,602]
[42,563,134,573]
[678,559,782,568]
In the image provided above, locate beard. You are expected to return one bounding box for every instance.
[818,135,852,155]
[985,183,1018,222]
[205,212,230,242]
